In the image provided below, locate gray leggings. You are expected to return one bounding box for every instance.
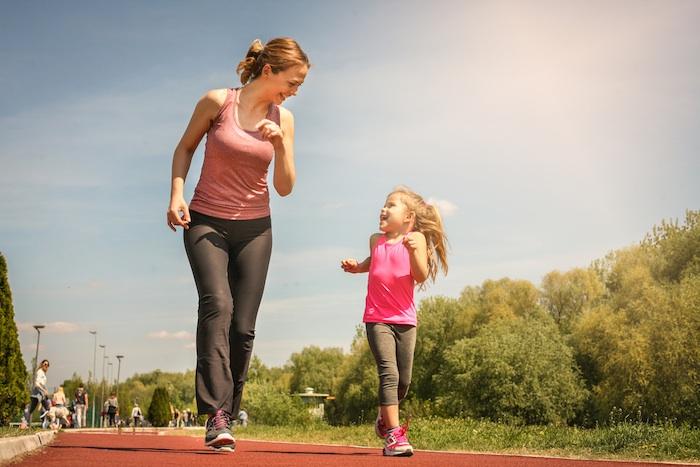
[366,322,417,406]
[184,211,272,416]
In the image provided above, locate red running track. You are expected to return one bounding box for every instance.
[11,431,699,467]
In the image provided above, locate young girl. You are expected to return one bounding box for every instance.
[341,186,448,457]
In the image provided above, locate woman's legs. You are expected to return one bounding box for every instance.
[185,213,272,418]
[228,218,272,417]
[185,217,235,416]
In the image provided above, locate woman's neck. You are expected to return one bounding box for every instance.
[238,80,270,115]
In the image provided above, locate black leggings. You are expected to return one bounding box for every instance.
[184,211,272,417]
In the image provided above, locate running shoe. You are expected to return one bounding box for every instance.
[204,410,235,448]
[383,424,413,457]
[374,414,388,438]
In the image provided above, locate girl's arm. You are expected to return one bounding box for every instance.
[167,89,225,231]
[342,233,381,273]
[404,231,429,283]
[258,106,295,196]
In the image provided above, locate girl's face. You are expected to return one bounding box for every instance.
[379,193,413,233]
[261,64,308,105]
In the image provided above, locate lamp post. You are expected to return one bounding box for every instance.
[89,330,97,427]
[115,355,124,402]
[99,344,106,427]
[107,362,113,390]
[32,325,45,378]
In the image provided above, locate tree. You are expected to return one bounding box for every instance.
[540,268,604,333]
[0,253,28,425]
[412,296,473,401]
[288,346,345,395]
[329,326,377,425]
[435,316,588,425]
[148,386,172,427]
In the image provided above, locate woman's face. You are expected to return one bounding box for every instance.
[262,64,308,105]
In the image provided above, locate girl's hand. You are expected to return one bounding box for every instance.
[341,258,360,273]
[403,232,420,252]
[256,119,284,149]
[167,197,191,231]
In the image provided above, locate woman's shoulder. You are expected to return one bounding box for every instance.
[201,88,229,106]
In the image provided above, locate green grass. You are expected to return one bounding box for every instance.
[180,417,700,462]
[0,427,46,438]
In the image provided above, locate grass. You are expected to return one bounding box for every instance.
[0,427,46,438]
[177,417,700,463]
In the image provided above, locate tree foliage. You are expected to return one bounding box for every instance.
[148,386,172,427]
[0,253,28,425]
[288,346,345,395]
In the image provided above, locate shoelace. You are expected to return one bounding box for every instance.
[209,410,229,430]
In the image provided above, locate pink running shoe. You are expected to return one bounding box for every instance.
[374,415,388,438]
[383,424,414,457]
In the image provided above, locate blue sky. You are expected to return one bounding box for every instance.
[2,0,699,388]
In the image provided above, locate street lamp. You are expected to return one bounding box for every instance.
[32,325,45,378]
[107,362,113,390]
[89,330,97,427]
[115,355,124,402]
[99,344,106,427]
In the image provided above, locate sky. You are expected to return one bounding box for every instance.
[2,0,699,389]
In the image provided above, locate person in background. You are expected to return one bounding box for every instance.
[106,392,119,427]
[131,403,143,428]
[237,409,248,427]
[73,383,88,428]
[21,359,51,428]
[52,386,67,407]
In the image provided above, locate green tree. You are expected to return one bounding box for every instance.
[412,296,474,401]
[243,381,315,426]
[435,316,588,425]
[288,346,345,395]
[0,253,28,425]
[148,386,172,427]
[329,326,377,425]
[540,268,604,333]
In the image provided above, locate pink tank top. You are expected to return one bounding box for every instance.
[190,88,281,220]
[364,234,417,326]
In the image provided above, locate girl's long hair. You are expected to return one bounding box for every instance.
[392,186,449,286]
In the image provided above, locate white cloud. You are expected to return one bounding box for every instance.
[184,342,196,350]
[147,330,194,340]
[426,198,458,217]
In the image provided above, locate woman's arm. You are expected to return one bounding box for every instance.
[167,90,225,231]
[258,106,296,196]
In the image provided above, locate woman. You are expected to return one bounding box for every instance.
[167,37,309,451]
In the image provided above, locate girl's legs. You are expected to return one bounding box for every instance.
[366,323,417,428]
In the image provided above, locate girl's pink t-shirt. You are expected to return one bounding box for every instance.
[363,235,417,326]
[189,88,280,220]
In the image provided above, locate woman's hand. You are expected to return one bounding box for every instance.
[341,258,361,273]
[167,197,191,231]
[256,119,284,149]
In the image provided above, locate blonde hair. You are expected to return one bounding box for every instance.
[236,37,310,85]
[391,186,449,285]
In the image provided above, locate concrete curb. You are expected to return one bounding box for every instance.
[0,430,56,464]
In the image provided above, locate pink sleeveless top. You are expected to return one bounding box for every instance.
[364,235,417,326]
[189,88,281,220]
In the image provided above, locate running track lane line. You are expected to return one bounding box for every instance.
[10,432,700,467]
